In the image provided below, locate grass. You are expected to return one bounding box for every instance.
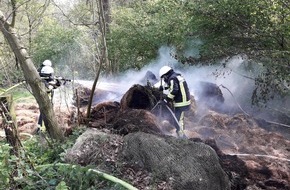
[11,87,36,104]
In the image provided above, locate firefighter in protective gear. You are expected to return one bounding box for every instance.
[159,66,191,138]
[37,59,52,73]
[36,60,60,133]
[39,60,61,92]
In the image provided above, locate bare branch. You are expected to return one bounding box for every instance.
[51,0,99,27]
[20,0,50,37]
[10,0,16,27]
[4,0,31,26]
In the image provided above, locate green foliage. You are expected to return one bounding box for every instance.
[17,163,129,190]
[108,0,289,99]
[55,181,69,190]
[0,144,12,188]
[12,88,34,103]
[182,0,290,104]
[32,19,81,67]
[23,127,85,166]
[108,0,196,72]
[252,53,290,105]
[0,127,131,190]
[0,43,23,87]
[24,138,62,165]
[190,0,290,59]
[17,164,98,189]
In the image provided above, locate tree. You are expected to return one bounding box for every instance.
[107,0,289,105]
[0,10,64,141]
[189,0,290,104]
[51,0,111,118]
[32,20,80,66]
[108,0,195,72]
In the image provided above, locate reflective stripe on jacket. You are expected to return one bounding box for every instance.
[166,72,191,107]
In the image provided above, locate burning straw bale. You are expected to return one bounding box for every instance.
[193,112,290,189]
[64,128,123,170]
[73,84,91,106]
[120,84,159,111]
[198,111,230,129]
[203,139,249,189]
[120,84,197,129]
[139,71,159,86]
[122,132,230,190]
[194,81,225,110]
[73,84,119,107]
[112,109,162,135]
[89,101,120,128]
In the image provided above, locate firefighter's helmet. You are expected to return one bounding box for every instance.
[42,60,52,67]
[159,66,172,78]
[40,65,54,75]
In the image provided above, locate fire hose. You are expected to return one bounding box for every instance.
[151,78,188,139]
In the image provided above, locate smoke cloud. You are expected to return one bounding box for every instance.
[100,46,257,109]
[72,46,289,127]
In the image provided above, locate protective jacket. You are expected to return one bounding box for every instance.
[165,70,191,108]
[38,65,60,92]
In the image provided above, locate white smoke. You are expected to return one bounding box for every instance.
[80,46,257,110]
[137,47,258,113]
[72,46,289,127]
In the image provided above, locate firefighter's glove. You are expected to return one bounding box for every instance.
[48,80,60,89]
[159,86,164,91]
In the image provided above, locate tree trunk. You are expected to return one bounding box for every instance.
[86,0,109,119]
[103,0,111,33]
[0,11,64,141]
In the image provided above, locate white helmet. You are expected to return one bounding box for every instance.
[159,66,172,78]
[42,60,52,67]
[40,65,54,75]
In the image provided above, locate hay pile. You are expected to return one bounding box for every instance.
[72,83,290,190]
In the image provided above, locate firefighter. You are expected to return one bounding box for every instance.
[38,60,61,91]
[158,66,191,138]
[36,60,61,133]
[37,59,51,74]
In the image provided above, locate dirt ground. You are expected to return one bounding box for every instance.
[0,98,74,138]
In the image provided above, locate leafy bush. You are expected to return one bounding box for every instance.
[0,144,12,188]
